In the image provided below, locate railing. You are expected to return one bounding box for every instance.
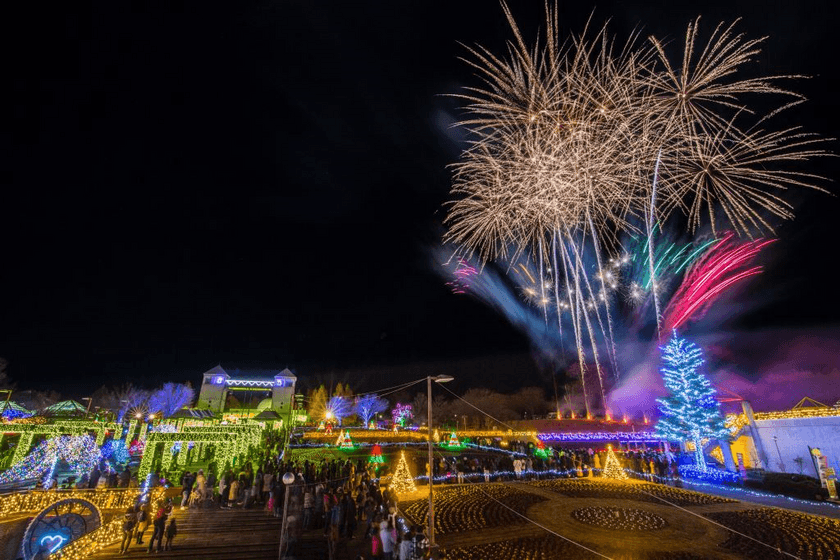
[0,487,149,518]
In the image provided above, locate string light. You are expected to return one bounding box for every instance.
[655,331,728,471]
[601,445,628,480]
[390,451,417,495]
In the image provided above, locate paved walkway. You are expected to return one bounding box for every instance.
[678,480,840,519]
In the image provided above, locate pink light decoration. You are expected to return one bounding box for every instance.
[662,232,775,336]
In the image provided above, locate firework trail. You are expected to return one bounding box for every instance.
[662,233,775,335]
[441,3,829,412]
[446,258,478,294]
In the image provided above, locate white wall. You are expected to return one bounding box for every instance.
[754,416,840,477]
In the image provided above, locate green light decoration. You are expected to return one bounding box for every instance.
[654,331,730,472]
[368,444,385,469]
[338,430,356,450]
[534,440,550,459]
[441,431,464,450]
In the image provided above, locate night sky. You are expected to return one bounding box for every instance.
[3,1,839,399]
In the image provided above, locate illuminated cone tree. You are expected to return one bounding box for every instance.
[602,445,628,480]
[534,440,550,459]
[391,451,416,495]
[368,444,385,471]
[447,431,461,448]
[654,331,729,472]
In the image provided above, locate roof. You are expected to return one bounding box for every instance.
[0,401,35,419]
[42,400,88,416]
[169,408,215,419]
[253,410,282,420]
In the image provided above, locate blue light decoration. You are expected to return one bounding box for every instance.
[40,534,68,554]
[354,394,389,427]
[0,400,35,420]
[100,440,130,465]
[678,465,740,484]
[538,431,660,442]
[214,375,225,385]
[0,435,101,486]
[654,331,729,472]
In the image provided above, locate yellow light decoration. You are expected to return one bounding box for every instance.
[390,451,417,495]
[601,445,628,480]
[48,517,123,560]
[0,487,164,519]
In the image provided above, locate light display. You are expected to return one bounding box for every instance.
[137,425,262,477]
[678,465,740,484]
[368,444,385,471]
[391,403,413,426]
[0,435,101,486]
[324,396,352,425]
[442,431,462,449]
[654,331,729,472]
[0,400,35,420]
[601,445,628,480]
[100,440,129,466]
[390,451,417,495]
[45,517,122,560]
[354,394,389,426]
[534,440,550,459]
[339,430,356,450]
[148,383,195,418]
[0,487,163,518]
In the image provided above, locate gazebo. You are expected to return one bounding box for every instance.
[42,400,88,417]
[0,400,35,420]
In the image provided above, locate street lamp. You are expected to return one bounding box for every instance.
[427,374,453,554]
[81,397,93,415]
[278,471,296,559]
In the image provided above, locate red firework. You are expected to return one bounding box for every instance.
[662,232,775,336]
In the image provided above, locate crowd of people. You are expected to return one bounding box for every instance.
[102,434,689,559]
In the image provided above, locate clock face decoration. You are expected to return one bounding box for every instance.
[23,498,102,560]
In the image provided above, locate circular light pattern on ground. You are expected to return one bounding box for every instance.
[571,506,667,531]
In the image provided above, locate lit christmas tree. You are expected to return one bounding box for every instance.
[654,331,729,472]
[534,440,550,459]
[390,450,417,495]
[339,430,356,450]
[368,444,385,470]
[446,431,461,448]
[601,445,628,480]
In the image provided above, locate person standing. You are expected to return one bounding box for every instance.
[379,519,396,560]
[263,470,274,504]
[180,471,193,510]
[119,507,136,555]
[147,500,170,553]
[134,503,150,544]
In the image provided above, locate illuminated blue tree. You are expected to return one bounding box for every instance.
[149,383,194,418]
[654,331,729,472]
[325,396,352,425]
[354,394,388,427]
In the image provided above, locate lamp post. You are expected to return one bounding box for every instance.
[81,397,93,415]
[427,374,453,555]
[772,435,785,472]
[278,471,296,559]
